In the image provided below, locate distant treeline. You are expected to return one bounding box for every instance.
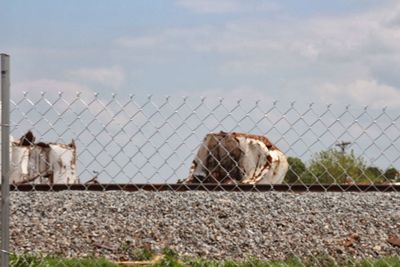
[284,149,399,184]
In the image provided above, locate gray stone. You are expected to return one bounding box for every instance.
[7,191,400,261]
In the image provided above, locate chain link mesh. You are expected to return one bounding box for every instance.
[5,91,400,266]
[9,92,400,186]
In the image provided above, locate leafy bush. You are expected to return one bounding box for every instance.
[365,166,383,181]
[285,157,307,183]
[384,167,399,181]
[297,149,383,184]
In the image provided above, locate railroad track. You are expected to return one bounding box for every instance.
[9,183,400,192]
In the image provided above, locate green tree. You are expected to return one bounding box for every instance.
[365,166,383,182]
[384,167,399,181]
[284,157,306,183]
[304,149,369,184]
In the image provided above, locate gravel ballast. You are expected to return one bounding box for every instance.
[8,191,400,261]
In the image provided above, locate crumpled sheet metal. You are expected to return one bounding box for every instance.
[184,131,288,184]
[9,131,78,185]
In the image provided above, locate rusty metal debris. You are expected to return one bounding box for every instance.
[84,171,100,185]
[182,131,288,184]
[10,131,78,185]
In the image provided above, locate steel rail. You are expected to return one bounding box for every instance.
[8,183,400,192]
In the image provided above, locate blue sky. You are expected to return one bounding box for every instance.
[2,0,400,107]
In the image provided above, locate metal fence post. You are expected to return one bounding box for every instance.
[1,54,10,267]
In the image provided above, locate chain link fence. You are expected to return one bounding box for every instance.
[8,92,400,187]
[2,89,400,266]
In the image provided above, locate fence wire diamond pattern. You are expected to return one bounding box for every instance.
[9,92,400,186]
[3,91,400,266]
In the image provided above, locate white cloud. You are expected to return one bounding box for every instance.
[175,86,274,104]
[111,2,400,107]
[115,27,213,50]
[67,66,125,89]
[13,79,94,97]
[195,12,399,60]
[114,36,163,48]
[12,79,145,135]
[175,0,280,14]
[115,4,400,63]
[175,0,241,14]
[317,79,400,108]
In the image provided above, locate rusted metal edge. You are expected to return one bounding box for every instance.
[7,183,400,192]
